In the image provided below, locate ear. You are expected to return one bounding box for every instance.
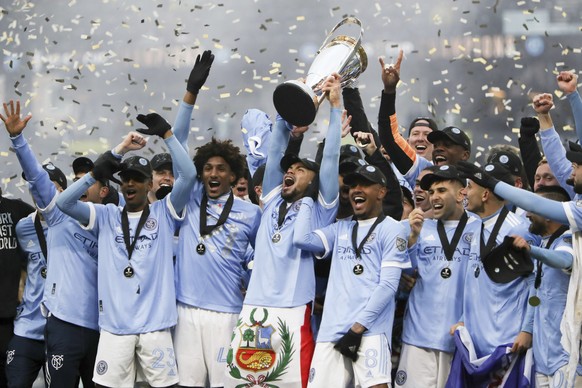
[99,185,110,200]
[229,172,237,186]
[461,150,470,161]
[254,185,262,199]
[377,186,388,200]
[147,179,154,192]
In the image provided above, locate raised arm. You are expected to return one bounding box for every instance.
[517,117,542,189]
[292,197,327,254]
[318,73,342,205]
[1,100,57,209]
[557,71,582,142]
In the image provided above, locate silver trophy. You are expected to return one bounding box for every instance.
[273,17,367,127]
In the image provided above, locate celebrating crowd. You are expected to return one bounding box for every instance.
[1,46,582,388]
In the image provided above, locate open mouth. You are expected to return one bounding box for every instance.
[236,186,246,193]
[433,203,443,210]
[208,180,220,188]
[434,155,447,164]
[283,176,295,188]
[126,188,137,200]
[415,145,427,152]
[414,193,425,205]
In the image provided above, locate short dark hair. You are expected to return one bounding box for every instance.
[535,185,571,202]
[193,137,245,183]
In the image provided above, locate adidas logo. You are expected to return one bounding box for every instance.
[475,173,482,179]
[27,240,36,248]
[425,234,436,241]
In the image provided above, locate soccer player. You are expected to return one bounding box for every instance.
[395,165,481,388]
[294,164,410,387]
[55,113,195,387]
[1,99,107,387]
[224,73,342,388]
[148,153,174,202]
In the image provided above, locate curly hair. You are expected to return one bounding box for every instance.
[193,137,246,183]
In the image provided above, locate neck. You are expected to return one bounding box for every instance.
[337,204,353,219]
[479,201,504,218]
[126,202,148,213]
[545,222,565,237]
[444,205,465,221]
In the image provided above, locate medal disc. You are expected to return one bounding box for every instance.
[41,267,47,279]
[441,267,452,279]
[272,232,281,243]
[196,243,206,255]
[474,266,480,278]
[528,295,541,307]
[353,264,364,275]
[124,266,134,278]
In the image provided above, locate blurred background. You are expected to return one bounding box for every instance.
[1,0,581,202]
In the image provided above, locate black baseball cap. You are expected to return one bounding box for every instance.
[344,164,388,187]
[22,163,67,190]
[150,153,172,171]
[566,141,582,164]
[408,117,438,135]
[482,163,515,186]
[482,235,534,283]
[340,144,364,160]
[487,151,523,176]
[339,157,367,175]
[420,165,465,190]
[119,156,152,180]
[280,154,320,173]
[72,157,94,175]
[427,126,471,152]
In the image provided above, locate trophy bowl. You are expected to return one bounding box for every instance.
[273,17,367,127]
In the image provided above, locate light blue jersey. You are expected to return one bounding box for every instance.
[13,212,47,340]
[403,156,433,190]
[401,213,481,353]
[85,198,181,334]
[11,133,99,330]
[533,232,573,375]
[463,209,534,357]
[175,181,261,313]
[295,204,410,342]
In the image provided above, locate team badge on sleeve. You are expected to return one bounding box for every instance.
[396,237,407,252]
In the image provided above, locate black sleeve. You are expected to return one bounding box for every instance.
[342,87,374,135]
[365,149,403,220]
[518,133,541,189]
[284,133,304,156]
[378,91,414,174]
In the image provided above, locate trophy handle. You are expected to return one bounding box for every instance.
[318,17,363,61]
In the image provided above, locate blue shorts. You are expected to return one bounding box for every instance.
[5,335,45,388]
[45,315,99,388]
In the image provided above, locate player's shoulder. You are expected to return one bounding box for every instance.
[16,212,36,232]
[233,196,262,214]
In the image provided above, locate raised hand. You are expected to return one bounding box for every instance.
[557,71,578,95]
[0,100,32,137]
[353,131,376,156]
[532,93,553,115]
[341,110,352,138]
[519,117,540,137]
[456,161,499,190]
[323,73,342,108]
[114,131,147,155]
[92,151,122,184]
[136,113,172,138]
[379,49,403,93]
[187,50,215,94]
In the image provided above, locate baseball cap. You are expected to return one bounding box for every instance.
[420,165,465,190]
[72,157,94,175]
[280,154,320,173]
[339,157,367,175]
[427,126,471,152]
[150,153,172,171]
[340,144,364,160]
[22,163,67,190]
[487,151,523,176]
[408,117,438,135]
[343,164,388,187]
[566,141,582,164]
[482,235,534,283]
[119,156,152,180]
[482,163,515,186]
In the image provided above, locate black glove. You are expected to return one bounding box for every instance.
[334,329,363,361]
[456,161,500,190]
[92,151,121,184]
[519,117,540,137]
[187,50,214,94]
[136,113,171,138]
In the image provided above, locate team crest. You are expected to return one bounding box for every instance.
[395,370,407,385]
[463,233,473,243]
[227,309,295,388]
[236,308,276,372]
[564,236,572,245]
[144,218,157,231]
[6,350,14,365]
[96,360,108,375]
[366,232,377,243]
[52,354,64,370]
[396,237,407,252]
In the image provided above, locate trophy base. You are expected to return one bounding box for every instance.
[273,80,318,127]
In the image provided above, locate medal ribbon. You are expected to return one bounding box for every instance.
[121,205,150,262]
[33,212,48,261]
[534,225,569,290]
[350,214,386,259]
[437,211,468,262]
[200,191,234,237]
[277,200,291,229]
[480,206,509,258]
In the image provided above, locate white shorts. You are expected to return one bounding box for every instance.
[395,343,452,388]
[224,304,314,388]
[174,303,239,387]
[307,334,392,388]
[92,329,178,388]
[536,365,582,388]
